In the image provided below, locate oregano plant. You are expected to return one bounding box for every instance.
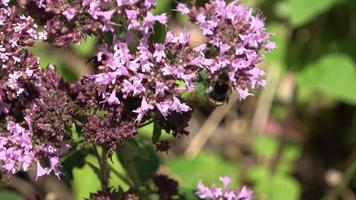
[0,0,274,199]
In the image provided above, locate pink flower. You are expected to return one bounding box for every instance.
[133,98,154,122]
[63,8,77,21]
[177,3,190,14]
[172,97,190,113]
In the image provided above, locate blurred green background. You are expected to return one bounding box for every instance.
[2,0,356,199]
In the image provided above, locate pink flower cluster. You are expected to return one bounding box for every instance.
[0,121,34,174]
[196,176,253,200]
[94,31,199,123]
[91,0,275,127]
[0,4,66,178]
[179,0,276,99]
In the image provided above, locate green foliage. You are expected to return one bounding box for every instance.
[249,135,302,199]
[152,122,162,144]
[166,152,239,189]
[298,54,356,105]
[277,0,340,27]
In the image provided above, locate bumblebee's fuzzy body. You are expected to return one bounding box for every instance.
[207,72,232,106]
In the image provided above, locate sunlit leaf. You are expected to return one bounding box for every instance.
[72,156,101,200]
[247,167,301,200]
[71,36,97,57]
[152,122,162,144]
[277,0,339,27]
[298,54,356,105]
[166,152,239,188]
[108,152,130,190]
[152,0,173,15]
[117,138,159,184]
[61,148,86,179]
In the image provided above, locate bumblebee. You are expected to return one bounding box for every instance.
[206,72,232,106]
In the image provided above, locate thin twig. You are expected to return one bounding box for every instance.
[184,92,238,158]
[139,120,154,128]
[251,63,281,135]
[269,75,296,174]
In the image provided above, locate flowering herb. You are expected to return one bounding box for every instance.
[0,0,274,198]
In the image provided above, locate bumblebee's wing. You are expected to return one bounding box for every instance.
[225,87,232,103]
[205,85,214,94]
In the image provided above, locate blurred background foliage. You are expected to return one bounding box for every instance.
[2,0,356,199]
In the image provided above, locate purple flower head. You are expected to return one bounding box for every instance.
[0,121,35,174]
[36,143,63,180]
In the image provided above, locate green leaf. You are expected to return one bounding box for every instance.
[297,54,356,105]
[277,0,339,27]
[252,136,301,163]
[108,152,130,190]
[247,167,301,200]
[166,152,239,188]
[152,0,173,15]
[72,155,101,200]
[265,23,288,66]
[179,188,199,200]
[71,36,97,57]
[256,174,300,200]
[0,190,23,200]
[117,138,159,185]
[124,139,149,160]
[150,23,167,43]
[139,123,173,140]
[252,136,278,159]
[69,123,82,143]
[61,148,86,179]
[56,65,78,82]
[152,122,162,144]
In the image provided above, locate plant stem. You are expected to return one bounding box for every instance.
[121,144,143,188]
[94,144,109,190]
[110,165,134,187]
